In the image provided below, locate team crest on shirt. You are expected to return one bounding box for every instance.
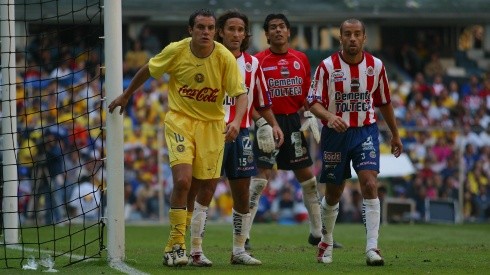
[245,62,252,72]
[293,61,300,70]
[195,73,204,83]
[366,66,375,76]
[177,144,185,152]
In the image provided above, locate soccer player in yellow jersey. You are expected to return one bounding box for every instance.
[108,9,248,267]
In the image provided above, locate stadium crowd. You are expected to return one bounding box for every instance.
[10,23,490,226]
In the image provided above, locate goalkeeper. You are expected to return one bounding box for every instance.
[247,13,325,250]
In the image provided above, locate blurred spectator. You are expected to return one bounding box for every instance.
[429,74,446,97]
[463,143,480,172]
[139,26,161,56]
[460,74,482,98]
[124,40,149,76]
[135,172,158,219]
[424,53,445,79]
[68,174,101,220]
[447,80,461,103]
[396,43,420,77]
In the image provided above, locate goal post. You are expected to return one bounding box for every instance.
[1,0,19,246]
[1,0,108,269]
[103,0,126,265]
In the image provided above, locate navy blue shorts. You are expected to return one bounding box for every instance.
[319,123,380,185]
[222,128,257,179]
[254,113,313,170]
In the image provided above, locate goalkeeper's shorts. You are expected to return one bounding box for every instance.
[254,113,313,170]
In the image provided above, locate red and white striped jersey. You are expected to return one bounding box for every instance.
[224,52,271,128]
[307,51,391,128]
[255,48,311,115]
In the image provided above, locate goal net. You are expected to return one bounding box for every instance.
[1,0,105,269]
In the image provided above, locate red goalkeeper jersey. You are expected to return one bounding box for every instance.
[255,48,311,115]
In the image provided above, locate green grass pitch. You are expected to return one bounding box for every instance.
[3,222,490,274]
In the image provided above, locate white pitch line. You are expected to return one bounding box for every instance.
[6,244,149,275]
[7,244,93,261]
[109,260,150,275]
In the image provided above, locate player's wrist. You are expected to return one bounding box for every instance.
[256,117,268,128]
[304,111,313,118]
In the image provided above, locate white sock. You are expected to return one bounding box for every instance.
[248,178,267,239]
[190,201,208,254]
[232,209,251,255]
[300,177,322,237]
[362,198,380,252]
[321,197,339,246]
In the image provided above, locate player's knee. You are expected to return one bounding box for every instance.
[300,177,317,192]
[250,178,267,193]
[361,180,378,198]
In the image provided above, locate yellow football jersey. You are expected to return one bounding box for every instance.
[149,37,245,121]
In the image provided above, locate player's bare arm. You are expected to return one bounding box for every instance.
[108,64,151,115]
[224,92,248,142]
[378,103,403,157]
[309,102,348,133]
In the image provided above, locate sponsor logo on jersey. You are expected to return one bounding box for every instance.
[331,70,344,78]
[278,59,288,66]
[334,90,371,112]
[324,152,341,163]
[350,78,360,92]
[267,76,304,97]
[263,66,277,71]
[362,136,375,151]
[178,85,219,102]
[280,66,290,78]
[332,70,346,82]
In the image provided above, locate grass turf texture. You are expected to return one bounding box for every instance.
[3,222,490,274]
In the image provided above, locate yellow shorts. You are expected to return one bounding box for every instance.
[164,111,225,179]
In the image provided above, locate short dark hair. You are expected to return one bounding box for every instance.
[216,10,251,52]
[340,18,365,34]
[262,13,290,32]
[188,9,215,28]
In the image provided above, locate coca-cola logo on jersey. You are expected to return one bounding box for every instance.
[178,85,219,102]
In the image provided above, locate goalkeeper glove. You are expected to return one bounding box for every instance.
[300,111,320,143]
[255,117,275,153]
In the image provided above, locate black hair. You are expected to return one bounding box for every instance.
[216,9,251,52]
[340,18,366,34]
[188,9,216,28]
[262,13,290,32]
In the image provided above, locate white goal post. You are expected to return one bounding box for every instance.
[103,0,126,265]
[1,0,19,246]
